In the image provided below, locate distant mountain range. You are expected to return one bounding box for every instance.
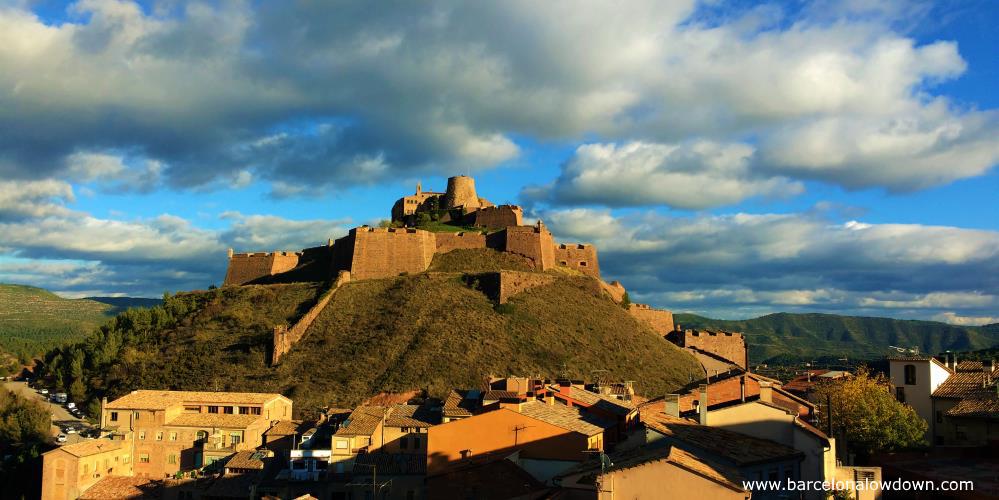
[674,312,999,363]
[0,284,161,359]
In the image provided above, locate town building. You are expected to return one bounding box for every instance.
[887,354,953,442]
[426,398,608,483]
[41,439,134,500]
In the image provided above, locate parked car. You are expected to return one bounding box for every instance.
[66,402,76,410]
[64,427,76,434]
[38,388,49,395]
[56,434,67,443]
[53,393,67,404]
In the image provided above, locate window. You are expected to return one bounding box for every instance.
[230,433,242,446]
[335,440,348,449]
[238,406,249,415]
[293,461,307,470]
[895,387,905,403]
[83,463,89,475]
[139,454,150,463]
[955,425,967,441]
[249,407,261,415]
[168,454,177,465]
[110,412,118,422]
[579,261,587,267]
[184,406,200,412]
[133,411,140,420]
[169,432,178,441]
[207,406,219,414]
[138,431,145,440]
[156,432,163,441]
[936,411,943,423]
[223,406,234,414]
[904,364,917,385]
[400,437,409,449]
[123,455,130,464]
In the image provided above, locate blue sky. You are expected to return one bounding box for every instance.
[0,0,996,325]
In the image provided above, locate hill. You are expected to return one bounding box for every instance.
[41,261,702,417]
[674,312,999,363]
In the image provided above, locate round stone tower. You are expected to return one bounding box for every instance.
[443,175,481,210]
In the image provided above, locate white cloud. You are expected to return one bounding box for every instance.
[0,1,993,195]
[0,179,75,220]
[931,312,999,327]
[527,141,803,209]
[542,207,999,320]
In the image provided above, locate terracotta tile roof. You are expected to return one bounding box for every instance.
[264,419,305,436]
[203,472,258,498]
[105,390,286,410]
[932,368,998,399]
[385,404,437,428]
[47,438,123,458]
[640,410,803,466]
[483,390,522,400]
[516,400,608,436]
[225,450,269,470]
[80,477,159,499]
[554,443,745,492]
[443,389,477,418]
[667,446,746,491]
[555,386,635,417]
[945,398,999,418]
[167,413,263,428]
[335,406,387,436]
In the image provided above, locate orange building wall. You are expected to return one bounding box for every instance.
[599,459,748,500]
[426,408,593,476]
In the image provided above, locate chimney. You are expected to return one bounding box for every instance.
[759,382,773,403]
[986,359,995,375]
[664,394,680,418]
[227,248,234,259]
[545,391,555,406]
[954,353,959,369]
[740,375,746,403]
[100,396,108,429]
[698,384,708,425]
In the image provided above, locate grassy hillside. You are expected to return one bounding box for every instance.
[43,272,702,417]
[674,312,999,363]
[0,285,117,361]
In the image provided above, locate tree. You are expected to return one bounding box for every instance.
[811,368,927,457]
[620,292,631,309]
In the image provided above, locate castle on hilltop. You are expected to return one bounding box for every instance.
[223,175,598,285]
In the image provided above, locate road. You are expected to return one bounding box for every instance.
[4,381,92,445]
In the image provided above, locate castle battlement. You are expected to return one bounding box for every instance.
[223,175,603,285]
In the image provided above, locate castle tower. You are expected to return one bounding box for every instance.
[443,175,481,211]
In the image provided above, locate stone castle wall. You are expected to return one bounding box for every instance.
[504,225,555,271]
[629,304,675,336]
[471,205,523,229]
[345,227,437,280]
[667,329,748,369]
[224,251,301,286]
[443,175,481,210]
[554,243,599,277]
[272,271,351,364]
[600,280,626,303]
[434,232,488,253]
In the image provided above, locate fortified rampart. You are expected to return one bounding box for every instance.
[224,250,302,286]
[434,232,488,253]
[496,271,556,304]
[554,243,599,277]
[600,280,626,303]
[628,304,675,336]
[338,227,437,280]
[666,329,748,370]
[272,271,351,364]
[504,224,555,271]
[470,205,523,229]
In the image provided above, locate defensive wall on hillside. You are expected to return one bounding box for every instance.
[225,220,602,286]
[271,271,351,364]
[554,243,600,278]
[469,205,523,228]
[223,250,302,286]
[628,304,675,336]
[666,329,748,369]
